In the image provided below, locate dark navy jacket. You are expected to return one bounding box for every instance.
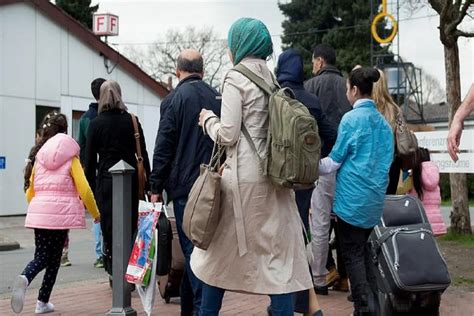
[276,49,337,158]
[150,75,221,200]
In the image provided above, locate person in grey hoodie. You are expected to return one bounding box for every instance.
[304,44,351,295]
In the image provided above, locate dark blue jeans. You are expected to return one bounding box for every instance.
[201,283,294,316]
[174,197,203,316]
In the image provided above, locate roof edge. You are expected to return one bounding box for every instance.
[0,0,169,99]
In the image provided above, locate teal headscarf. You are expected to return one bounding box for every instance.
[227,18,273,66]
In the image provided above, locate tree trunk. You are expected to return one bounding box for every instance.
[444,43,472,234]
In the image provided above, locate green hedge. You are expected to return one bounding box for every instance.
[440,173,474,201]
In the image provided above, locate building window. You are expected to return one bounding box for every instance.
[36,105,60,134]
[72,111,85,141]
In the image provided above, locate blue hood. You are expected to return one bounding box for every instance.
[276,48,305,84]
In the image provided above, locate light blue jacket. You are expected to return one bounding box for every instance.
[329,98,394,228]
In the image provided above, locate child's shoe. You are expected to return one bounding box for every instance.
[60,249,71,267]
[35,300,55,314]
[11,275,28,314]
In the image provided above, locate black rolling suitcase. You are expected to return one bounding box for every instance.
[369,195,451,315]
[157,216,185,303]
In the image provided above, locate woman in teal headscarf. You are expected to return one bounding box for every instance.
[227,17,274,65]
[192,18,320,316]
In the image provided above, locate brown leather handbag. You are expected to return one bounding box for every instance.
[395,111,418,157]
[130,113,147,200]
[183,139,224,250]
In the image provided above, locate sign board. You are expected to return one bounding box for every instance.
[0,156,5,169]
[93,14,119,36]
[414,130,474,173]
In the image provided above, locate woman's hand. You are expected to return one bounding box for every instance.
[199,109,213,127]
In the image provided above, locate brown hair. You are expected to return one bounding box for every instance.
[372,69,400,131]
[24,112,68,191]
[411,147,431,200]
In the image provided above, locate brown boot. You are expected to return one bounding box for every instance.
[332,277,349,292]
[325,266,340,288]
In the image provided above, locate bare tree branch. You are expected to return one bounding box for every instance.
[447,0,474,34]
[455,30,474,37]
[123,26,230,89]
[457,0,473,25]
[454,0,463,11]
[427,0,445,14]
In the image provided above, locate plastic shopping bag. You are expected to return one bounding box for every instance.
[125,200,161,286]
[137,229,158,316]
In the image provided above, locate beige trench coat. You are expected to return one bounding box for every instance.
[190,58,313,294]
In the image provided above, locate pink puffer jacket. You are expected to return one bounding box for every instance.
[25,134,86,230]
[409,161,447,236]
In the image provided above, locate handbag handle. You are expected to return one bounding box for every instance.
[208,135,224,172]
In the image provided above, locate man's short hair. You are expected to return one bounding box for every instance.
[177,55,204,74]
[313,44,336,66]
[91,78,106,100]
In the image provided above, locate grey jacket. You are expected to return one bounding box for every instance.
[304,65,352,131]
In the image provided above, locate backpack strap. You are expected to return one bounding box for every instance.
[233,64,276,96]
[241,123,265,175]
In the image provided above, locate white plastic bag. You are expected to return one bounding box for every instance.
[137,228,158,316]
[125,201,161,286]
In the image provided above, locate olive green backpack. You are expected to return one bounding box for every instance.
[234,64,321,189]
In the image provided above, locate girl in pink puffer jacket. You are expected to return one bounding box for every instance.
[408,148,447,236]
[11,112,100,315]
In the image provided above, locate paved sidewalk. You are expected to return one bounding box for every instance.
[0,278,473,316]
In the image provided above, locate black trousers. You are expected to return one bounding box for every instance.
[386,156,401,195]
[336,217,377,315]
[22,229,68,303]
[326,218,347,278]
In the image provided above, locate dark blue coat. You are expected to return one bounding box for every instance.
[150,75,221,200]
[276,49,337,158]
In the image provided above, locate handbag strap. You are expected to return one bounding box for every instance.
[130,113,144,163]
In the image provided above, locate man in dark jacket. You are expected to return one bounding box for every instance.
[78,78,106,164]
[150,49,221,315]
[276,49,337,311]
[304,44,351,295]
[77,77,105,269]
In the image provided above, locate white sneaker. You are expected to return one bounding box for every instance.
[35,300,55,314]
[11,275,28,314]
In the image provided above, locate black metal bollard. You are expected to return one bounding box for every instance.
[106,160,137,316]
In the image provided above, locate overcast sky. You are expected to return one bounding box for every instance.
[92,0,473,97]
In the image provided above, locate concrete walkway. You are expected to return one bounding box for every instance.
[0,279,473,315]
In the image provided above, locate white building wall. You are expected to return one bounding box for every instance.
[0,3,162,215]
